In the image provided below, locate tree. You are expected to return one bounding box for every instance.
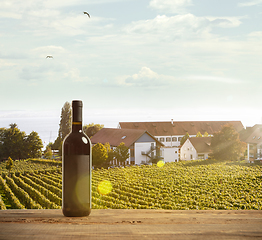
[104,142,115,165]
[53,101,72,155]
[203,132,209,137]
[58,101,72,141]
[1,124,27,160]
[52,136,62,151]
[114,142,130,165]
[83,123,104,138]
[210,124,246,161]
[0,128,5,160]
[92,143,108,168]
[6,157,13,174]
[26,131,43,158]
[180,132,190,146]
[0,124,43,161]
[196,132,203,137]
[44,147,53,159]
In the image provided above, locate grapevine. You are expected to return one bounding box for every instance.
[0,160,261,210]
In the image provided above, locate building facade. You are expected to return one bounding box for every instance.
[119,121,244,162]
[180,137,212,161]
[91,128,164,165]
[240,124,262,162]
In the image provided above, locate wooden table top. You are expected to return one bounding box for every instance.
[0,209,261,239]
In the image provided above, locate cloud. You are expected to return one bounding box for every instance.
[32,46,66,58]
[42,0,131,8]
[0,59,17,70]
[120,67,178,87]
[248,31,262,39]
[149,0,193,14]
[19,60,67,82]
[207,16,244,28]
[0,0,111,37]
[238,0,262,7]
[124,14,245,42]
[124,14,212,40]
[187,76,242,84]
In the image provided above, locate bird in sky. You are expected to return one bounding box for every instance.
[46,56,53,58]
[83,12,90,18]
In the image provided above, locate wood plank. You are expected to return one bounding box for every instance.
[0,209,261,239]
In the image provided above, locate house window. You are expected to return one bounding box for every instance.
[178,137,182,141]
[190,154,193,160]
[166,137,171,142]
[160,137,165,142]
[172,137,177,141]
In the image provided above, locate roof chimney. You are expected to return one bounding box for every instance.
[171,119,173,125]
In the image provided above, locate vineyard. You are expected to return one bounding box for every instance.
[0,159,262,210]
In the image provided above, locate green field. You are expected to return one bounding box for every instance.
[0,159,261,210]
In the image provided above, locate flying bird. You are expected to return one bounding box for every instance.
[46,56,53,58]
[83,12,90,18]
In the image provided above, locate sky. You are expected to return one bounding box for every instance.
[0,0,262,133]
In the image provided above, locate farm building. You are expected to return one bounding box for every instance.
[180,137,212,161]
[118,120,244,147]
[240,124,262,162]
[91,128,164,165]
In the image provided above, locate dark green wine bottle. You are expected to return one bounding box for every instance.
[62,100,92,217]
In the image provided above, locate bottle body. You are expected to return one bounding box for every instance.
[62,101,91,217]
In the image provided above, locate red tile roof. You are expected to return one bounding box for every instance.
[189,137,212,153]
[119,121,244,136]
[91,128,164,147]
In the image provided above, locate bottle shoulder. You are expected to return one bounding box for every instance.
[64,131,91,145]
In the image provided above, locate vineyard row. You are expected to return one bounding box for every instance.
[1,162,262,210]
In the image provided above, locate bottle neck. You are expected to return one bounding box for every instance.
[72,122,82,132]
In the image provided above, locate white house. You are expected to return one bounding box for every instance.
[240,124,262,162]
[91,128,164,165]
[161,147,179,162]
[180,137,212,161]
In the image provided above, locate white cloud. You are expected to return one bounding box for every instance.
[63,68,87,82]
[125,14,244,38]
[149,0,193,14]
[0,0,111,37]
[187,76,242,84]
[42,0,131,8]
[32,46,66,58]
[207,16,244,28]
[0,59,17,69]
[119,67,178,87]
[124,14,212,40]
[248,31,262,39]
[238,0,262,7]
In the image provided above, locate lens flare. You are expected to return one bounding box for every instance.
[157,160,165,168]
[97,180,112,195]
[75,175,90,205]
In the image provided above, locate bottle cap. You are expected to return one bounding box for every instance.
[72,100,83,108]
[72,100,82,122]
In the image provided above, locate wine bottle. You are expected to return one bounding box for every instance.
[62,100,92,217]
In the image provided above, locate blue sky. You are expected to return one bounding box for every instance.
[0,0,262,128]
